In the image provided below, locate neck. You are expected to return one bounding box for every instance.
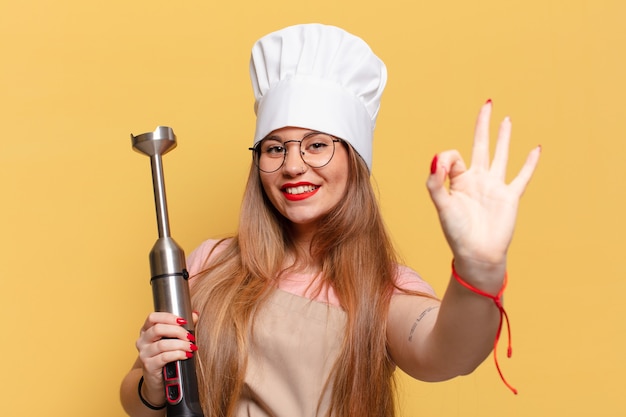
[287,222,321,272]
[289,220,317,247]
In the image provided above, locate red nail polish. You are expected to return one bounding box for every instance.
[176,318,187,325]
[185,351,193,358]
[187,332,196,342]
[486,98,492,105]
[190,343,198,352]
[430,155,438,175]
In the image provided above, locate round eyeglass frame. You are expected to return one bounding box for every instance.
[248,131,342,173]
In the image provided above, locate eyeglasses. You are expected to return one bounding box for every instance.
[249,132,341,173]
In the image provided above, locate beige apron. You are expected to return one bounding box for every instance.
[235,288,347,417]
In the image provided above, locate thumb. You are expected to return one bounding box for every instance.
[427,151,466,210]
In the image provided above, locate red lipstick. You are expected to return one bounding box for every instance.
[281,182,320,201]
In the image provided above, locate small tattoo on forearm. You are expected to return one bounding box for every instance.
[408,306,439,342]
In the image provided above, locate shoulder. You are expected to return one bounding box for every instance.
[186,238,232,276]
[393,264,437,297]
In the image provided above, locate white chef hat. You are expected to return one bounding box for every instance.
[249,23,387,171]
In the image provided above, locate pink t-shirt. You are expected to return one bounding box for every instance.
[187,238,436,305]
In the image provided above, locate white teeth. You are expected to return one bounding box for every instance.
[285,185,317,194]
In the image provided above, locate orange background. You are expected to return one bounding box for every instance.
[1,1,624,416]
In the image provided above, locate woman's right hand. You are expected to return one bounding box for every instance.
[135,312,198,405]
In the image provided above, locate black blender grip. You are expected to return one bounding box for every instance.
[162,337,203,416]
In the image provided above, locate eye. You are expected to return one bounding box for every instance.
[303,134,332,154]
[261,140,285,157]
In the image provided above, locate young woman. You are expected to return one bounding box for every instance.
[120,23,541,417]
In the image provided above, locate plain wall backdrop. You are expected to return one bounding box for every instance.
[1,0,624,416]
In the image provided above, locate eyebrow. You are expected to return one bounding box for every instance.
[262,130,322,142]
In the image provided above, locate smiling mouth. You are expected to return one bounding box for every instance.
[282,184,319,195]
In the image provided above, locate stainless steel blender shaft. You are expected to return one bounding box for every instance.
[132,125,175,239]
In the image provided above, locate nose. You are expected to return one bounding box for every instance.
[282,142,307,176]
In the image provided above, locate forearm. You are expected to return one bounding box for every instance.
[388,259,509,382]
[120,364,167,417]
[433,281,500,372]
[429,259,506,376]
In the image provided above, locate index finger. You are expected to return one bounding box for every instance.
[142,312,186,331]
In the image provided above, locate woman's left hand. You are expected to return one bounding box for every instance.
[426,100,541,286]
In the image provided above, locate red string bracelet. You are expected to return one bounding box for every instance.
[451,260,518,395]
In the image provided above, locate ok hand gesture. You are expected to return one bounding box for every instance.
[427,100,541,287]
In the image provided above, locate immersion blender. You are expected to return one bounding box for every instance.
[131,126,204,417]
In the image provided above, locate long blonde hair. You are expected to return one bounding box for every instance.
[191,143,405,417]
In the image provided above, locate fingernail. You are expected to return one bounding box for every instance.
[185,351,193,359]
[538,144,542,152]
[430,155,438,175]
[190,343,198,352]
[192,310,199,316]
[187,332,196,342]
[176,318,187,325]
[485,98,492,105]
